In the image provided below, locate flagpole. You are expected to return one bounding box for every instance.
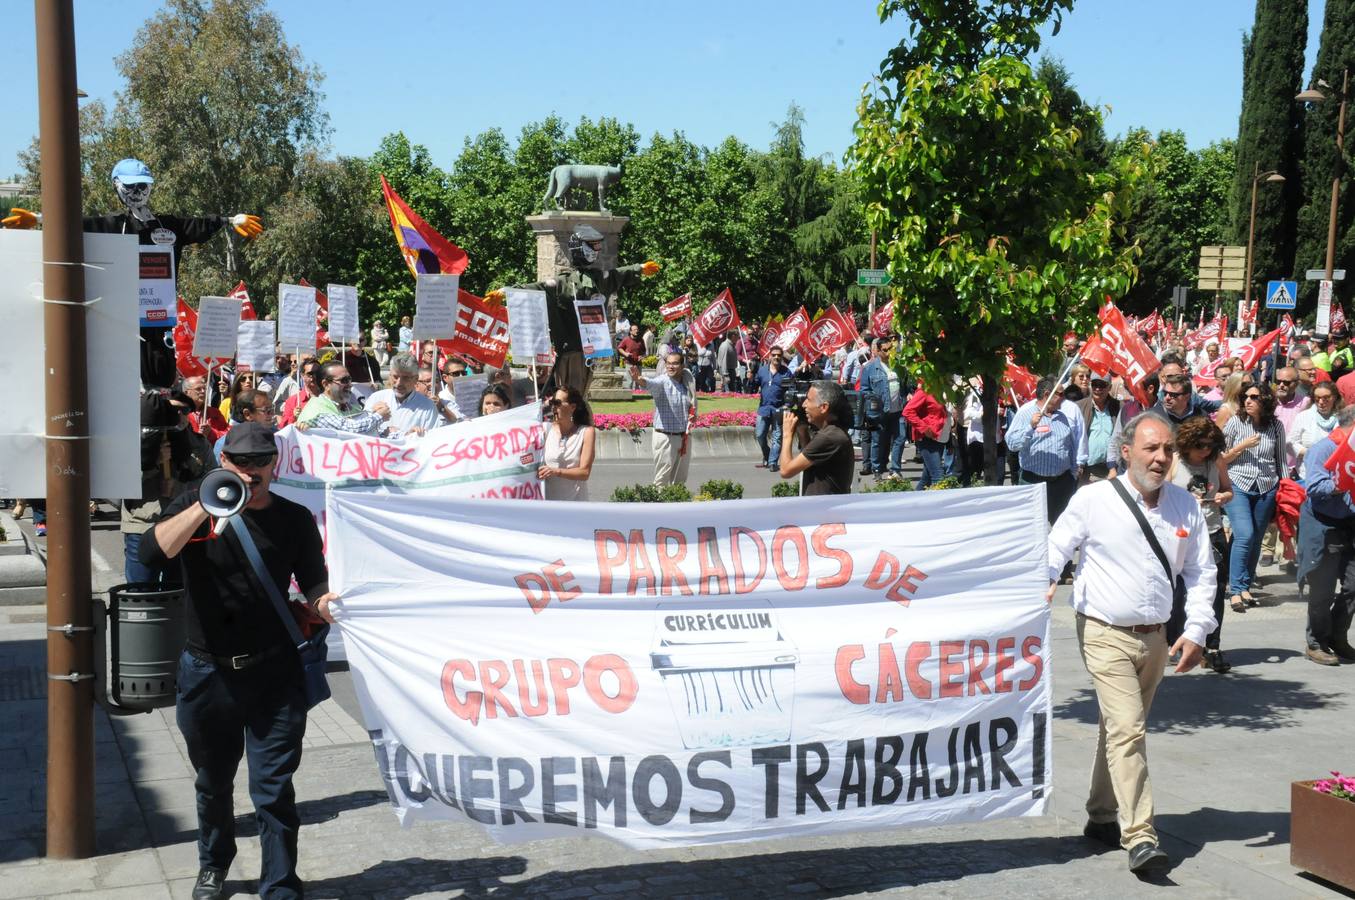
[1040,353,1081,416]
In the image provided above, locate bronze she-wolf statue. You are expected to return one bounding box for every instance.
[542,163,623,213]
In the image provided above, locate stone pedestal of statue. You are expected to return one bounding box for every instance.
[524,211,633,402]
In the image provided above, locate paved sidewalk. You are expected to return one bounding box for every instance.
[1,480,1352,898]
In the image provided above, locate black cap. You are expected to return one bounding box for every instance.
[221,421,278,456]
[1333,326,1350,338]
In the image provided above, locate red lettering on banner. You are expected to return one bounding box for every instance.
[1019,636,1044,690]
[967,640,992,696]
[938,640,966,698]
[994,637,1017,693]
[730,526,767,594]
[905,642,932,699]
[835,645,869,704]
[441,656,637,725]
[811,523,852,588]
[542,560,581,603]
[865,551,899,590]
[694,527,731,595]
[627,529,658,596]
[770,526,809,591]
[655,527,694,596]
[887,565,929,606]
[594,530,628,594]
[876,642,904,703]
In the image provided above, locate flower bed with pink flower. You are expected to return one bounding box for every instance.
[1313,772,1355,801]
[631,390,751,400]
[594,410,756,432]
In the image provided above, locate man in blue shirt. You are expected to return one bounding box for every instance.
[1005,375,1086,524]
[859,337,900,476]
[753,348,791,472]
[1297,406,1355,665]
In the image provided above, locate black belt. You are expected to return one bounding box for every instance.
[1021,469,1072,483]
[656,430,687,436]
[1085,462,1111,476]
[187,643,289,670]
[1079,613,1163,635]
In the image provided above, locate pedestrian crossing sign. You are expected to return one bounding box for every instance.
[1266,280,1297,310]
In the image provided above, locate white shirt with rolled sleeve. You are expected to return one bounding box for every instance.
[1047,477,1218,647]
[365,388,440,437]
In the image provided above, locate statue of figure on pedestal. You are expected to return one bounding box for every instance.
[542,164,623,214]
[489,223,659,395]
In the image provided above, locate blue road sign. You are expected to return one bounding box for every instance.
[1266,280,1298,310]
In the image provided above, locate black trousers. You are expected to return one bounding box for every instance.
[176,649,308,899]
[1304,520,1355,651]
[1167,528,1229,649]
[1021,469,1077,525]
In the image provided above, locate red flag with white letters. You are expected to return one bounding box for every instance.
[773,306,812,357]
[444,290,510,368]
[229,281,256,321]
[174,296,207,378]
[870,300,896,339]
[804,305,857,358]
[1324,427,1355,493]
[690,288,741,348]
[659,293,692,322]
[1099,301,1161,404]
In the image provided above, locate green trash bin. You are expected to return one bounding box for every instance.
[109,582,186,711]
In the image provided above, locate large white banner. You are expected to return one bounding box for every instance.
[325,486,1053,849]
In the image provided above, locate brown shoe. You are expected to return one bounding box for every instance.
[1306,646,1340,666]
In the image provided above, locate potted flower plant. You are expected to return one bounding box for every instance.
[1291,772,1355,890]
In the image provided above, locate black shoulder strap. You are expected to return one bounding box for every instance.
[1109,477,1175,583]
[226,515,307,649]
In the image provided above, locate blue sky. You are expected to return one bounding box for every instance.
[1,0,1327,179]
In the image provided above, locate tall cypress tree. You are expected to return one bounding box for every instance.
[1294,0,1355,307]
[1231,0,1307,299]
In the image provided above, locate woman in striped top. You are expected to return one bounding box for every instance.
[1219,383,1286,609]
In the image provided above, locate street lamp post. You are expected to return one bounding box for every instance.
[1245,161,1286,314]
[1296,67,1349,283]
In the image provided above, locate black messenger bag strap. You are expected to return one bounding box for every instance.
[1109,477,1175,584]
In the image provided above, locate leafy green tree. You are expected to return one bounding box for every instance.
[1294,0,1355,308]
[850,0,1150,483]
[790,177,872,309]
[1230,0,1307,299]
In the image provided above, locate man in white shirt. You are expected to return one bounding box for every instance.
[1047,411,1217,876]
[364,352,441,438]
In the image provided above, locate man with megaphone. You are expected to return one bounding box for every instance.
[139,421,337,900]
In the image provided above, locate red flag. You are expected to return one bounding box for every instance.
[1002,357,1039,404]
[869,300,896,339]
[1099,301,1161,391]
[1324,427,1355,493]
[659,293,692,322]
[298,278,331,346]
[1078,335,1114,378]
[1332,301,1346,333]
[1234,327,1283,371]
[229,281,256,321]
[444,290,510,368]
[174,296,207,378]
[804,305,856,357]
[690,288,741,348]
[773,306,812,356]
[758,316,784,359]
[380,174,470,278]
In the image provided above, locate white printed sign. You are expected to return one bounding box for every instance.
[237,319,276,373]
[1318,280,1334,333]
[452,373,488,418]
[415,273,460,340]
[137,246,176,326]
[278,283,318,349]
[192,297,241,360]
[325,486,1053,849]
[506,288,551,360]
[575,294,613,360]
[326,284,360,344]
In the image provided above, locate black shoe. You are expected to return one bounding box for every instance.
[1127,842,1170,874]
[859,468,874,476]
[1330,640,1355,663]
[1203,648,1232,673]
[192,867,226,900]
[1083,819,1121,848]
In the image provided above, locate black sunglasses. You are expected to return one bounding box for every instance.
[327,376,352,385]
[224,452,276,469]
[1244,393,1263,400]
[1163,390,1189,398]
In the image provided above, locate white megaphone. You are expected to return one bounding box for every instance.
[199,468,249,535]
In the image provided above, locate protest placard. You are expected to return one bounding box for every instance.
[138,247,176,326]
[505,288,550,362]
[415,273,460,340]
[278,283,318,348]
[236,319,276,373]
[452,373,488,417]
[574,294,613,360]
[192,296,241,360]
[325,485,1052,849]
[326,284,360,344]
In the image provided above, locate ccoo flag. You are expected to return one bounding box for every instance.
[381,175,469,279]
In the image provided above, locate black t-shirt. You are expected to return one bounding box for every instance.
[140,486,327,657]
[800,424,855,496]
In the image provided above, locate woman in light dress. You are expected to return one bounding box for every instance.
[1288,381,1342,473]
[539,385,596,501]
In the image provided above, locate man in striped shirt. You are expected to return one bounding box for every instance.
[629,352,697,487]
[1005,375,1086,524]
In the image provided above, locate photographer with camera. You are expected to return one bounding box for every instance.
[777,379,856,495]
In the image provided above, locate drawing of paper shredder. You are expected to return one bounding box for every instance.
[650,602,799,749]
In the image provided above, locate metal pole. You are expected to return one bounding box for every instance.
[36,0,95,859]
[1325,68,1348,282]
[1246,161,1259,311]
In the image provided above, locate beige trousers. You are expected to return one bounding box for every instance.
[653,431,691,487]
[1077,614,1168,849]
